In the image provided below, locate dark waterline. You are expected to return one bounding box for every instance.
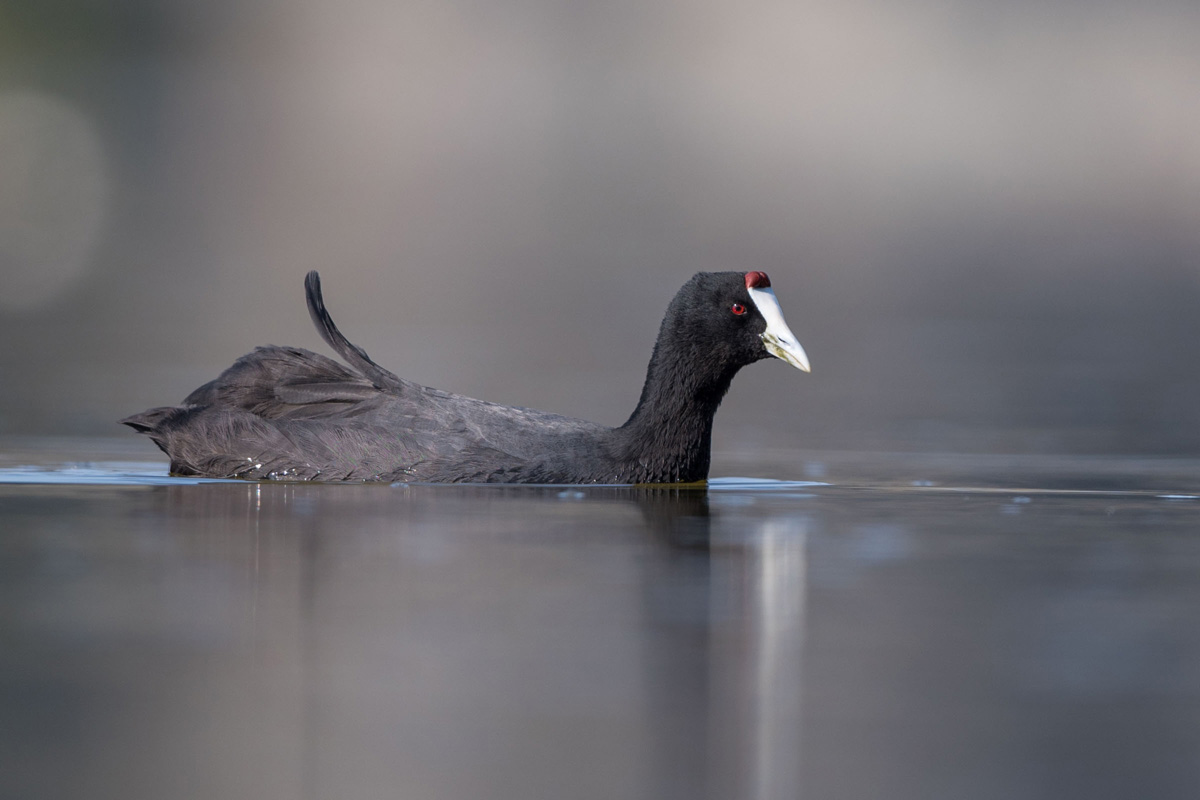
[2,439,1200,799]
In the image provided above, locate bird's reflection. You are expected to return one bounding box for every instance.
[631,485,714,549]
[152,480,806,800]
[628,486,806,800]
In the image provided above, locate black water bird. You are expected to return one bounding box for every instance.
[122,271,811,483]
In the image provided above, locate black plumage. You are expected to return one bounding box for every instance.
[122,271,809,483]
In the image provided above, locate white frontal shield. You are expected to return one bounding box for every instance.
[748,286,811,373]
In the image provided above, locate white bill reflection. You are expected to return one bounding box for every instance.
[712,516,808,800]
[753,519,807,800]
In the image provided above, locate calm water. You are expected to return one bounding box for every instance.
[2,438,1200,800]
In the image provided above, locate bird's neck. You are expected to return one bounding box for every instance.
[615,339,740,483]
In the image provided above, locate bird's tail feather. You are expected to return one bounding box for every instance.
[304,271,406,391]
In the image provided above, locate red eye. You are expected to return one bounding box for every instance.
[731,303,747,315]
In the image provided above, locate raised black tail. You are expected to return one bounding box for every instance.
[304,271,405,391]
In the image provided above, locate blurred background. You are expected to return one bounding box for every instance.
[1,0,1198,456]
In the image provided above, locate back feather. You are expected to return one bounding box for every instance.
[181,346,378,419]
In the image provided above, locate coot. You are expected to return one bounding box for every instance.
[122,271,810,483]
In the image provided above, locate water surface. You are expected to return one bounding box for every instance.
[2,438,1199,799]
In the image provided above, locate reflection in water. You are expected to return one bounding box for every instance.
[122,481,808,800]
[748,520,806,800]
[628,487,809,800]
[8,457,1200,800]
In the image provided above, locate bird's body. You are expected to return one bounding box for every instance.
[123,271,810,483]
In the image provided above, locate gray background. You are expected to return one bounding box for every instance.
[1,0,1198,455]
